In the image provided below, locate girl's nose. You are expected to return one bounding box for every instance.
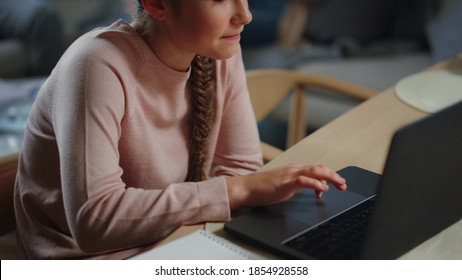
[233,0,253,25]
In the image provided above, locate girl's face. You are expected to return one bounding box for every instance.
[150,0,252,71]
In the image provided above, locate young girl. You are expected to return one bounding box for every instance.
[14,0,347,259]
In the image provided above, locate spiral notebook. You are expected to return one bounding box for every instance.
[128,230,261,260]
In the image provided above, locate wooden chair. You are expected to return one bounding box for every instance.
[246,69,378,162]
[0,152,19,259]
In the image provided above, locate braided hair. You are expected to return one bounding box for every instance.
[186,55,216,182]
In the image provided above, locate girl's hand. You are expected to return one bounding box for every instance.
[226,164,347,210]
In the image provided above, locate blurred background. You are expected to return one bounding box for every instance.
[1,0,461,156]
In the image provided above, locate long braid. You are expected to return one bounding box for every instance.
[186,55,216,182]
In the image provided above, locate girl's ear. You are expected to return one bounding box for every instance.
[141,0,168,20]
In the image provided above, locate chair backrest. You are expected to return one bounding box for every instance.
[0,153,19,236]
[246,69,377,162]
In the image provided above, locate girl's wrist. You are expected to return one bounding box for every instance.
[225,175,249,210]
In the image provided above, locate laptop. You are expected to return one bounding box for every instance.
[224,100,462,259]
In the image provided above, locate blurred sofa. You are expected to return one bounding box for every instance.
[0,0,131,78]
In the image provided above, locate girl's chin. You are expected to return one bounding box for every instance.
[206,46,239,60]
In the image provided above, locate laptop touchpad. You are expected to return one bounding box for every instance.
[268,166,381,226]
[267,188,368,226]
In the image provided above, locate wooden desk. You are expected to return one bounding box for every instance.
[167,55,462,259]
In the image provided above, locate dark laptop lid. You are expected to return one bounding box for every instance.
[361,100,462,259]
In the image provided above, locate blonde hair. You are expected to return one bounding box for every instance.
[132,7,156,35]
[132,4,217,182]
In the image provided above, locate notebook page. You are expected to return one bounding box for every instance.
[128,230,261,260]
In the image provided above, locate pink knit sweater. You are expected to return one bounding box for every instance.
[14,20,263,259]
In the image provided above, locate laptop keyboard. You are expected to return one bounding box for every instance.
[283,196,376,259]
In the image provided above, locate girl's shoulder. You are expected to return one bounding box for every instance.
[64,20,146,69]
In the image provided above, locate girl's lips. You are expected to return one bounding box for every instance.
[222,34,241,40]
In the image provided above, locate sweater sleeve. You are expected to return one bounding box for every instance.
[51,49,229,254]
